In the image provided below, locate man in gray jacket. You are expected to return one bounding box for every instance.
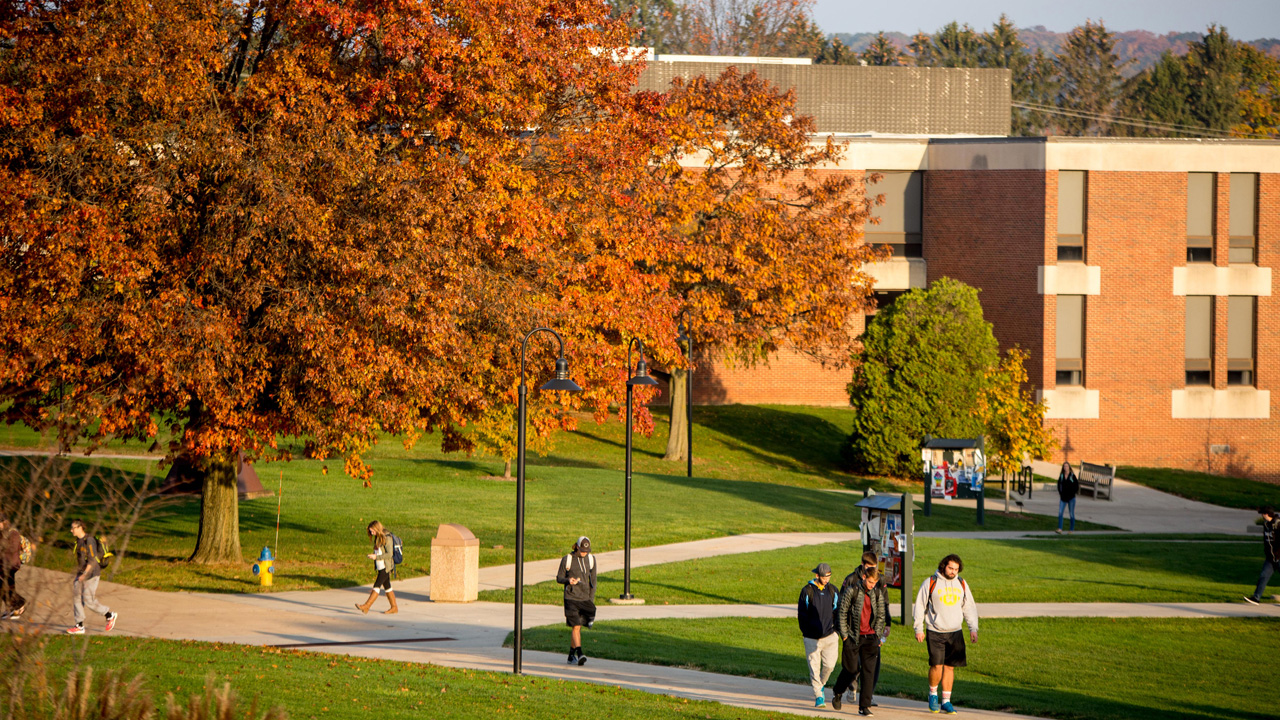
[913,554,978,714]
[556,536,596,666]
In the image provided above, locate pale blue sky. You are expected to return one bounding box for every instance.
[812,0,1280,38]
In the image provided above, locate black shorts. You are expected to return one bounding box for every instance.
[926,630,966,667]
[564,598,596,628]
[374,569,392,591]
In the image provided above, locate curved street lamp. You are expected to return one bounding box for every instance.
[514,327,582,675]
[621,339,658,602]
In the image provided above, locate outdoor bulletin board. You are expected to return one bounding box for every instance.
[855,491,915,629]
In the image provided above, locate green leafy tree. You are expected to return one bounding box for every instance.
[978,348,1057,509]
[1235,44,1280,138]
[846,279,998,477]
[859,32,909,66]
[1056,20,1129,135]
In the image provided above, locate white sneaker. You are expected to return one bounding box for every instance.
[104,612,118,632]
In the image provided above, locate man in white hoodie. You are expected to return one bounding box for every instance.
[913,554,978,715]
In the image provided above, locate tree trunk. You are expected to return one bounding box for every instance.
[663,367,689,462]
[503,457,513,479]
[188,454,242,564]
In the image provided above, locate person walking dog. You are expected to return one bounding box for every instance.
[1056,461,1079,534]
[67,520,118,635]
[797,562,839,708]
[556,536,597,666]
[913,554,978,714]
[355,520,398,614]
[1243,506,1280,605]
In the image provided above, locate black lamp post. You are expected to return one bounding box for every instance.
[514,327,582,675]
[621,339,658,602]
[677,324,693,478]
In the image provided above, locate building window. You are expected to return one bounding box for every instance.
[867,290,904,316]
[1056,294,1084,386]
[866,171,922,258]
[1186,173,1214,263]
[1229,173,1257,264]
[1057,170,1086,262]
[1185,296,1212,385]
[1227,296,1255,386]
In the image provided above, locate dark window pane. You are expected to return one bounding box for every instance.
[1187,247,1213,263]
[1227,370,1254,386]
[1056,369,1082,386]
[1057,246,1084,262]
[1185,370,1211,386]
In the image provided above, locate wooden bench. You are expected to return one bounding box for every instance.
[1077,462,1116,501]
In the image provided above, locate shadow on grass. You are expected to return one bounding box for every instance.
[981,537,1257,589]
[690,405,853,478]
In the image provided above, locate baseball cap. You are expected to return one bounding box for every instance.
[576,536,591,552]
[812,562,832,576]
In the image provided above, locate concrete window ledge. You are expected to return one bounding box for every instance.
[1038,265,1101,295]
[1038,387,1101,419]
[864,257,926,291]
[1173,265,1272,296]
[1171,388,1270,419]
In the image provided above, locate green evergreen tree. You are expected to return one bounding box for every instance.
[1114,51,1196,137]
[909,31,938,66]
[814,36,859,65]
[1056,20,1129,135]
[976,15,1057,135]
[846,279,999,477]
[859,31,909,66]
[1186,25,1245,133]
[932,21,981,67]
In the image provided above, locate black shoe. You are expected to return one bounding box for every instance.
[859,709,874,716]
[1243,595,1260,605]
[567,649,577,664]
[576,651,587,666]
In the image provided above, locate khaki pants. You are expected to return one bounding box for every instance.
[72,577,109,624]
[803,632,840,699]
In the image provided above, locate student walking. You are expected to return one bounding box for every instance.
[0,513,26,620]
[556,536,596,666]
[67,520,118,635]
[913,554,978,715]
[835,551,883,707]
[797,562,839,708]
[833,565,891,716]
[1243,506,1279,605]
[1056,461,1079,534]
[355,520,398,614]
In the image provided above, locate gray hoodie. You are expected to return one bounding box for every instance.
[555,551,596,602]
[912,572,978,635]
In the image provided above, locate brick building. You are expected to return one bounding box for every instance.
[639,56,1280,479]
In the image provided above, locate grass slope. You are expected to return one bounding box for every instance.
[518,616,1276,720]
[1119,466,1280,510]
[480,535,1259,605]
[17,636,798,720]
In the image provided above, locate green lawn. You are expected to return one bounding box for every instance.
[481,535,1259,605]
[9,403,1109,595]
[13,636,798,720]
[1119,466,1280,511]
[518,616,1276,720]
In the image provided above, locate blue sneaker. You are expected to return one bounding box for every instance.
[941,700,957,714]
[928,695,940,713]
[815,696,826,708]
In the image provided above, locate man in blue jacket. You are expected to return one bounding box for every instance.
[798,562,839,708]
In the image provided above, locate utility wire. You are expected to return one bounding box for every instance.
[1012,101,1274,140]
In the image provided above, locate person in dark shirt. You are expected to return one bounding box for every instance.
[1056,461,1080,534]
[797,562,839,708]
[0,513,25,619]
[835,566,892,716]
[1243,506,1280,605]
[555,536,596,666]
[67,520,117,635]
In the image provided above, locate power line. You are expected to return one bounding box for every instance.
[1012,101,1275,140]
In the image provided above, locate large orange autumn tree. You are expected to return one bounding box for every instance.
[0,0,681,563]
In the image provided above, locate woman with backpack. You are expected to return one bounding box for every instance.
[355,520,397,615]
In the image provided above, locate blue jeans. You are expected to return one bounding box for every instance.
[1057,498,1076,531]
[1251,559,1277,601]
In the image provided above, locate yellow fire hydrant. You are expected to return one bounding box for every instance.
[252,546,275,587]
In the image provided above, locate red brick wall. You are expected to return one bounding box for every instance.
[923,170,1049,383]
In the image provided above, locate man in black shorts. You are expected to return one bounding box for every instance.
[912,554,978,714]
[556,536,597,666]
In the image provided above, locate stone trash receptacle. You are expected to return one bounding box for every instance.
[429,523,479,602]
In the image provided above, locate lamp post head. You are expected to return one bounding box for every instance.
[627,356,659,387]
[539,355,583,392]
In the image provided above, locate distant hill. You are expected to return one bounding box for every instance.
[832,28,1280,76]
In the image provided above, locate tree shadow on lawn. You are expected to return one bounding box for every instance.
[981,537,1257,589]
[693,405,853,476]
[592,575,754,605]
[645,472,864,531]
